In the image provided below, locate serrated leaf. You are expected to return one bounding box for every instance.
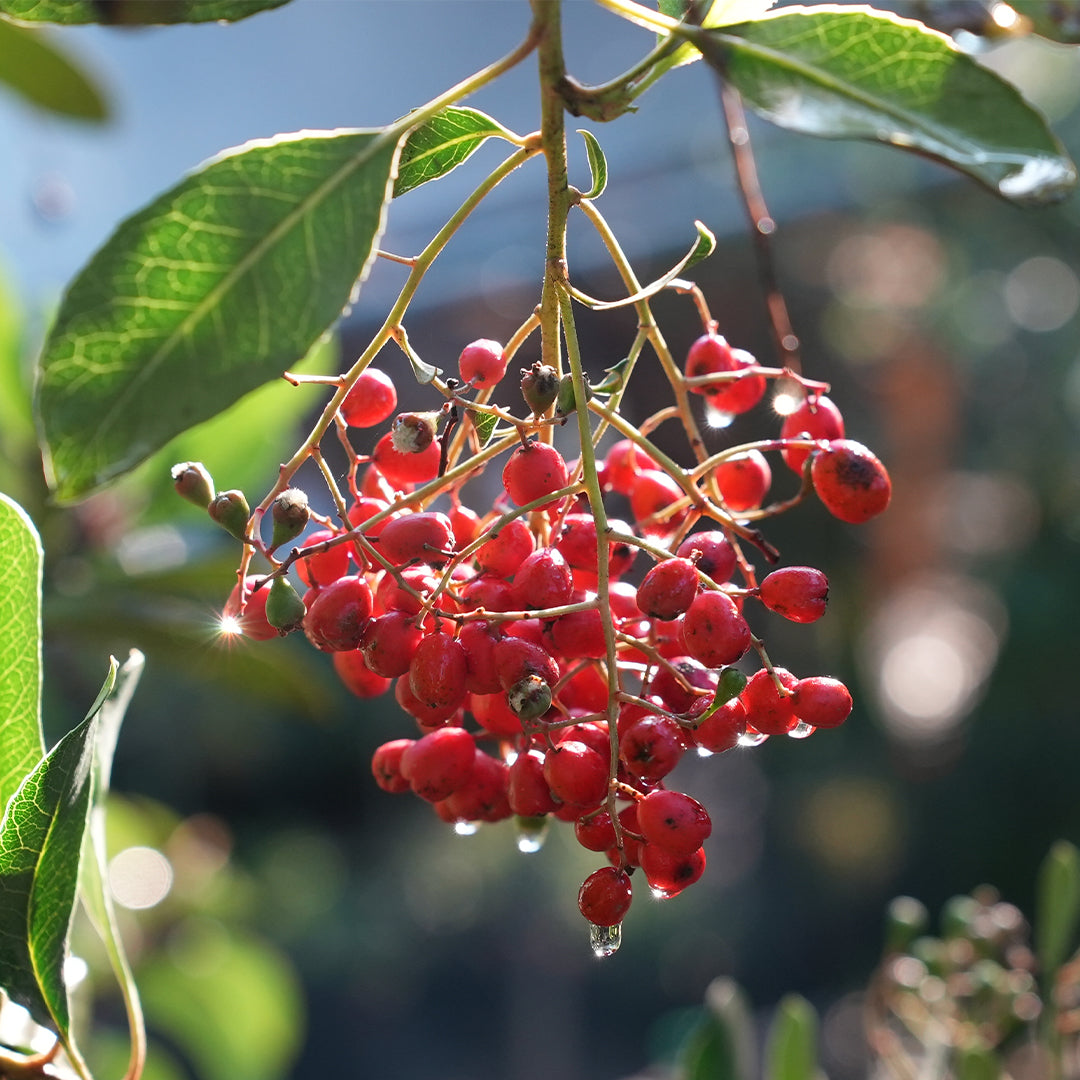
[575,221,715,310]
[765,995,818,1080]
[684,6,1076,205]
[36,127,402,503]
[0,20,107,122]
[677,977,755,1080]
[0,659,116,1034]
[0,0,289,25]
[0,493,44,814]
[1035,839,1080,981]
[578,129,608,199]
[394,107,513,198]
[468,409,499,448]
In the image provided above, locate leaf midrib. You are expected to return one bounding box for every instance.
[72,127,402,477]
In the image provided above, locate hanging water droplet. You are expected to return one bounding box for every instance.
[787,720,815,739]
[650,886,675,901]
[589,923,622,957]
[696,746,714,758]
[705,405,735,430]
[514,815,548,853]
[738,729,768,747]
[453,820,479,836]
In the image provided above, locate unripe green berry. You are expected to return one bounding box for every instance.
[391,412,437,454]
[270,487,310,550]
[208,489,250,541]
[508,673,552,721]
[265,576,306,634]
[555,373,590,419]
[520,362,559,415]
[171,461,215,508]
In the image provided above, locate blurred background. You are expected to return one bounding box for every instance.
[2,1,1080,1078]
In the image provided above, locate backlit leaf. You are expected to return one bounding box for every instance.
[0,0,289,25]
[37,128,402,502]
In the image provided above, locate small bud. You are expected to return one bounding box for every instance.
[270,487,310,550]
[208,489,250,541]
[555,373,591,419]
[390,412,438,454]
[171,461,215,508]
[508,674,552,721]
[520,362,559,415]
[265,576,307,634]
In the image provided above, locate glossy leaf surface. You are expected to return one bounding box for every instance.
[688,5,1077,204]
[37,128,401,502]
[394,107,513,197]
[0,0,289,24]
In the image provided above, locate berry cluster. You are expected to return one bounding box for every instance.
[175,312,890,955]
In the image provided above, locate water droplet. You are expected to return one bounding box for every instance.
[787,720,815,739]
[696,746,714,758]
[515,816,548,853]
[738,729,768,748]
[998,156,1077,205]
[705,406,735,430]
[650,886,675,901]
[453,820,479,836]
[589,923,622,957]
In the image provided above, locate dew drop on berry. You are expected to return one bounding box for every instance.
[738,729,769,748]
[787,720,816,740]
[515,815,548,853]
[589,923,622,958]
[453,820,480,836]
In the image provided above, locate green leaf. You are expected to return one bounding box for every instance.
[684,6,1077,205]
[574,220,715,310]
[0,659,116,1034]
[0,493,44,814]
[764,995,818,1080]
[81,651,145,1080]
[0,20,107,122]
[695,666,747,724]
[578,129,608,199]
[1010,2,1080,44]
[954,1044,1002,1080]
[468,409,499,448]
[1035,839,1080,981]
[0,0,290,25]
[393,323,442,385]
[677,977,756,1080]
[657,0,776,75]
[36,127,403,503]
[394,107,514,198]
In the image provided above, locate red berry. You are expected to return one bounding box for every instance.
[222,577,277,641]
[394,674,461,728]
[556,514,636,579]
[811,439,892,524]
[637,789,712,855]
[578,867,633,926]
[458,339,507,387]
[640,843,706,898]
[543,740,609,808]
[371,739,413,793]
[758,566,829,623]
[549,607,608,660]
[648,658,717,714]
[619,716,686,782]
[681,590,751,667]
[449,504,482,549]
[401,726,475,802]
[493,636,560,693]
[685,334,765,415]
[440,749,511,823]
[741,667,798,736]
[459,620,502,695]
[378,511,455,567]
[475,517,534,577]
[469,691,522,737]
[502,441,569,510]
[630,470,689,539]
[575,810,617,852]
[303,575,373,652]
[790,676,852,729]
[341,367,397,428]
[361,610,424,678]
[372,430,441,488]
[332,648,392,698]
[409,631,468,710]
[675,530,737,584]
[460,573,518,612]
[377,565,437,616]
[780,394,844,473]
[508,749,559,816]
[295,529,351,588]
[715,449,772,512]
[637,558,699,620]
[514,547,573,610]
[691,697,747,754]
[604,439,659,496]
